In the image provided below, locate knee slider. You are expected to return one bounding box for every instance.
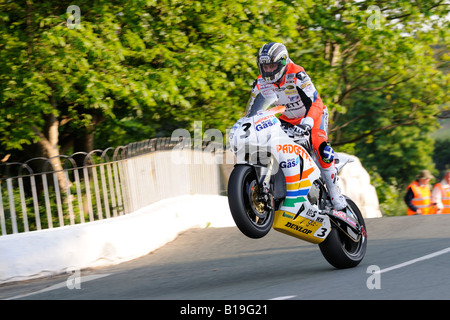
[319,142,334,164]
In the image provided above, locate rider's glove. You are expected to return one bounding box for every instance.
[300,117,314,130]
[292,124,310,137]
[293,117,314,137]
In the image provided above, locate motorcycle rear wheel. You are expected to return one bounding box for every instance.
[319,197,367,269]
[228,164,274,239]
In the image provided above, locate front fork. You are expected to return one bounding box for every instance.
[256,155,275,211]
[259,155,274,190]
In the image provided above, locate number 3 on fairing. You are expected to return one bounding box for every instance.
[240,123,251,139]
[317,228,327,238]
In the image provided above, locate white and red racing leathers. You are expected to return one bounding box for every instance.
[249,61,330,169]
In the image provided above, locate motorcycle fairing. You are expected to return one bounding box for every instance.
[273,209,330,244]
[273,142,319,214]
[264,127,332,244]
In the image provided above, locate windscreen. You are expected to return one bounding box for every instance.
[245,93,279,117]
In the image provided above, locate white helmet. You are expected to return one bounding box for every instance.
[257,42,290,84]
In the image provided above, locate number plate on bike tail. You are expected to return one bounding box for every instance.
[273,210,326,244]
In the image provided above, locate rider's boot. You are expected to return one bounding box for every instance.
[320,164,348,211]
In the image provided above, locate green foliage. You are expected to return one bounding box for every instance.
[369,171,407,216]
[433,138,450,178]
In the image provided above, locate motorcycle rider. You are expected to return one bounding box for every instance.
[248,42,348,211]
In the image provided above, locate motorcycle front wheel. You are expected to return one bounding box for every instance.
[319,197,367,269]
[227,164,274,239]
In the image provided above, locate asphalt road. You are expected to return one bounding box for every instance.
[1,215,450,301]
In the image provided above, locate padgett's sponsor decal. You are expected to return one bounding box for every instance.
[276,144,313,164]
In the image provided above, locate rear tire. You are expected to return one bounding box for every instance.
[319,197,367,269]
[227,165,274,239]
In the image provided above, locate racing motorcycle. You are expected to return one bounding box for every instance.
[227,93,367,269]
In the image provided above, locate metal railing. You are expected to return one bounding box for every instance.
[0,138,222,236]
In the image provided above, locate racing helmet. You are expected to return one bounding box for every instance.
[257,42,290,84]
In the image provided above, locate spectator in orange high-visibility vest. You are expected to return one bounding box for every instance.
[431,170,450,214]
[404,170,435,215]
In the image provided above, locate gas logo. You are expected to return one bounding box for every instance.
[255,118,277,131]
[280,157,299,168]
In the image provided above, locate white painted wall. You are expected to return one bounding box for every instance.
[339,154,383,218]
[0,195,235,284]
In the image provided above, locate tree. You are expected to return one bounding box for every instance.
[0,1,154,163]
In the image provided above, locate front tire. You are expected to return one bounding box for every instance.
[319,197,367,269]
[227,165,274,239]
